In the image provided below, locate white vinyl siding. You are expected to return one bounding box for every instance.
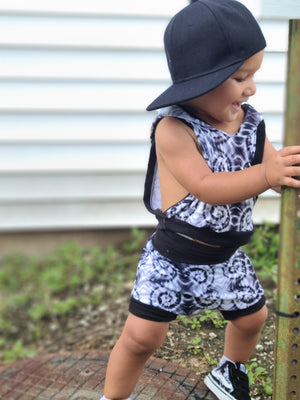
[0,0,288,231]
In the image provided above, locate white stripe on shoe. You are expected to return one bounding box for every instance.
[204,373,237,400]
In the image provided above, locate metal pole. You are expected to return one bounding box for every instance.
[273,19,300,400]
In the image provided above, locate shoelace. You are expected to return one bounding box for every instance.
[228,362,250,398]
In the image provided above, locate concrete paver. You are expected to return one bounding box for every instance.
[0,351,217,400]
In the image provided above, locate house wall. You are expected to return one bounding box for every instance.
[0,0,289,253]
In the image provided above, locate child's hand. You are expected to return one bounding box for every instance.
[263,146,300,188]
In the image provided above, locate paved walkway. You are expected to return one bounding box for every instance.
[0,351,218,400]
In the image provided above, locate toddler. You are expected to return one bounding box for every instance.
[101,1,300,399]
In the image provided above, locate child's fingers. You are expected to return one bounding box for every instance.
[281,165,300,187]
[284,166,300,182]
[289,165,300,175]
[280,145,300,156]
[284,154,300,166]
[282,176,300,188]
[263,146,300,188]
[265,159,300,187]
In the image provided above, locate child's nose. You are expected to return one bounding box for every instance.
[244,79,256,97]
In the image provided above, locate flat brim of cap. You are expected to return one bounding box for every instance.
[146,59,244,111]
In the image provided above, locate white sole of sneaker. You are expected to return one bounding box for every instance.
[204,373,237,400]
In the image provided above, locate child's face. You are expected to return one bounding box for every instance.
[181,50,264,131]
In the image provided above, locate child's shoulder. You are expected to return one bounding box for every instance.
[151,106,194,136]
[154,105,191,123]
[153,107,201,154]
[153,105,202,133]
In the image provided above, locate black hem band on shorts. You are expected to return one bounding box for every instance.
[129,297,177,322]
[129,295,266,323]
[220,295,266,320]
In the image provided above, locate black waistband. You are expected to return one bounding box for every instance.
[156,214,253,247]
[152,229,241,264]
[151,213,253,264]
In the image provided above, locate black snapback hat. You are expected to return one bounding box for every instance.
[147,0,266,111]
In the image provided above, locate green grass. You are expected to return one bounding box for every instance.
[0,228,146,363]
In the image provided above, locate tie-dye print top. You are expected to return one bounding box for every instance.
[149,104,265,234]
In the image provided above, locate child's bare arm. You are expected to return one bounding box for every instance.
[156,117,300,205]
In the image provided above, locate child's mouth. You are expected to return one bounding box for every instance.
[232,102,241,112]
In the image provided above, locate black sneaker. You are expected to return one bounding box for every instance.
[204,361,251,400]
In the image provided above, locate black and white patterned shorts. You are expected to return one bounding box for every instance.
[130,237,265,321]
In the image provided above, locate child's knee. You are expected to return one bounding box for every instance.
[258,304,268,324]
[232,305,268,334]
[255,305,268,327]
[123,331,157,356]
[121,315,169,356]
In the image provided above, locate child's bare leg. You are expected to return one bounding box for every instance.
[104,313,169,399]
[223,305,268,363]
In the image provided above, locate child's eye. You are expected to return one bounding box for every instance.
[234,77,246,83]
